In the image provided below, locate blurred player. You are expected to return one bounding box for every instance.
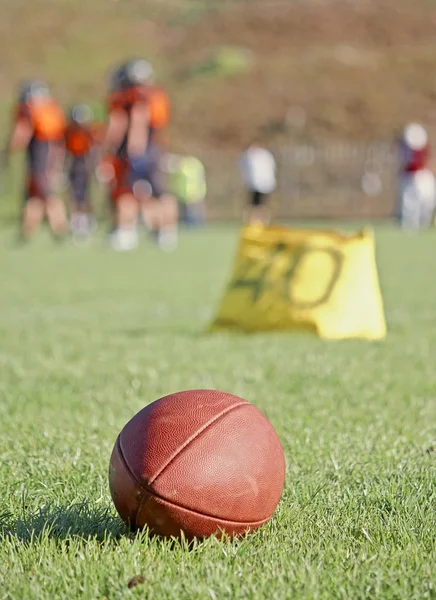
[101,59,178,251]
[398,123,436,230]
[163,153,207,226]
[239,139,277,224]
[3,81,67,241]
[65,103,98,238]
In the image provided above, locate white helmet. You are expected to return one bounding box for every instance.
[125,59,155,86]
[402,123,428,150]
[70,103,93,124]
[19,80,50,103]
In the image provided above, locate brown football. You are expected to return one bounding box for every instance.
[109,389,286,540]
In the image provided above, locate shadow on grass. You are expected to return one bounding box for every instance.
[0,502,127,544]
[0,502,214,552]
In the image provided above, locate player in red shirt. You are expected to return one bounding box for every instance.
[398,123,436,229]
[101,59,178,251]
[64,104,101,238]
[2,81,68,241]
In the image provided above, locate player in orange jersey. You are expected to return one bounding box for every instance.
[101,60,178,251]
[2,81,67,241]
[64,104,101,238]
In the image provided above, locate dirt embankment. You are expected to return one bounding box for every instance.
[1,0,436,152]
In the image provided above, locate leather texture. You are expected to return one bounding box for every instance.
[109,389,285,539]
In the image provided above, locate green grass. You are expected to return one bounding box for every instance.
[0,223,435,599]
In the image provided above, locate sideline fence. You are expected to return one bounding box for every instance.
[198,139,398,221]
[0,140,400,223]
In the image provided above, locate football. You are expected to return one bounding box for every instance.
[109,389,285,540]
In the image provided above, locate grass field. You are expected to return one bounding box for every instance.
[0,223,434,599]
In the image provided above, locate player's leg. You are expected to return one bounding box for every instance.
[146,158,179,251]
[19,144,48,240]
[117,193,139,228]
[127,151,157,233]
[156,192,179,251]
[184,200,206,228]
[69,159,92,237]
[129,147,178,251]
[21,171,67,240]
[110,193,139,251]
[21,179,45,240]
[138,189,178,251]
[30,141,68,240]
[109,160,140,251]
[400,173,420,231]
[247,190,267,224]
[417,170,436,228]
[34,167,68,239]
[45,195,68,238]
[135,180,156,232]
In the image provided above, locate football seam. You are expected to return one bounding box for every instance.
[116,435,273,526]
[137,486,273,528]
[121,400,249,486]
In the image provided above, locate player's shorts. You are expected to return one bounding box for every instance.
[250,190,268,206]
[24,139,59,201]
[129,144,165,200]
[69,157,91,205]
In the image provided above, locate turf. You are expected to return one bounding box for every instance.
[0,223,434,600]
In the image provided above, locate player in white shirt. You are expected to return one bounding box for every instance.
[239,140,276,224]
